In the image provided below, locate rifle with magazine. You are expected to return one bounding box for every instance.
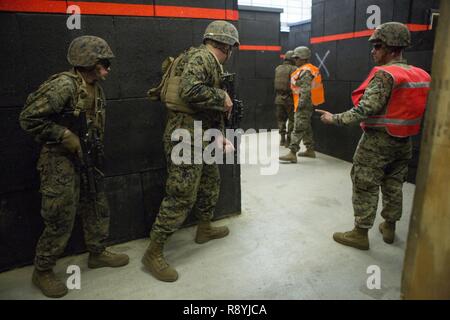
[221,72,243,129]
[76,111,104,196]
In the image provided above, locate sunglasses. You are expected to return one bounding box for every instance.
[372,43,383,50]
[98,59,111,69]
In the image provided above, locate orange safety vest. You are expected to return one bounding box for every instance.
[290,63,325,112]
[353,65,431,138]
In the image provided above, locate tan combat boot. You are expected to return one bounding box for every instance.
[279,151,297,163]
[379,221,396,244]
[195,221,230,244]
[141,241,178,282]
[333,227,369,250]
[298,149,316,158]
[32,269,68,298]
[88,249,129,269]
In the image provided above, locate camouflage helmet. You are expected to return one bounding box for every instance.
[203,20,240,47]
[285,50,294,60]
[369,22,411,47]
[292,46,311,59]
[67,35,115,67]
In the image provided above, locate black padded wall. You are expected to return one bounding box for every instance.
[307,0,438,183]
[288,21,311,50]
[0,0,243,272]
[280,31,290,53]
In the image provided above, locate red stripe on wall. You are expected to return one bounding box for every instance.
[407,23,431,31]
[353,29,374,38]
[67,1,154,17]
[155,5,237,20]
[0,0,238,20]
[0,0,66,14]
[239,45,282,52]
[310,31,357,43]
[311,24,431,44]
[226,9,239,21]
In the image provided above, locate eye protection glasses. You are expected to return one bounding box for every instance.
[372,43,384,50]
[98,59,111,69]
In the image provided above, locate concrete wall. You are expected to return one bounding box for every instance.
[0,0,253,272]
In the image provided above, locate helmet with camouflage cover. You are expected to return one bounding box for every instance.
[369,22,411,47]
[67,35,115,67]
[285,50,294,60]
[292,46,311,59]
[203,20,240,47]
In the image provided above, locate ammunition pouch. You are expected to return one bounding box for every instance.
[163,76,196,114]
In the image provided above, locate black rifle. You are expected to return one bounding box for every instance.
[221,72,244,129]
[54,110,104,196]
[77,111,104,196]
[220,73,244,178]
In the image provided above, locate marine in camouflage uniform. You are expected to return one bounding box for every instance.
[274,50,297,147]
[279,46,317,163]
[316,22,429,250]
[142,21,239,282]
[19,36,128,298]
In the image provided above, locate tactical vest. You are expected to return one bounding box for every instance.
[148,46,222,114]
[291,63,325,112]
[25,71,105,140]
[274,63,296,92]
[162,49,196,114]
[353,65,431,137]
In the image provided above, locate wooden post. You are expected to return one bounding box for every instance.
[401,1,450,299]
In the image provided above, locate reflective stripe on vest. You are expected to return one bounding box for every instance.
[396,82,430,89]
[290,63,325,112]
[363,116,423,126]
[353,65,431,138]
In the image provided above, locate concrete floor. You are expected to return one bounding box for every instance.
[0,131,415,300]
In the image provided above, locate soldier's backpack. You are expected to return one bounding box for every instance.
[147,56,174,103]
[274,64,295,92]
[147,48,196,114]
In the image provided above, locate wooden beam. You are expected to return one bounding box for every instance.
[401,1,450,299]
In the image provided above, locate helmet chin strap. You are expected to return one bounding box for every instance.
[219,45,233,63]
[227,48,233,60]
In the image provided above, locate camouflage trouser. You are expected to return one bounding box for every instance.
[34,146,110,271]
[288,103,315,153]
[275,93,294,137]
[351,130,412,229]
[150,112,221,243]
